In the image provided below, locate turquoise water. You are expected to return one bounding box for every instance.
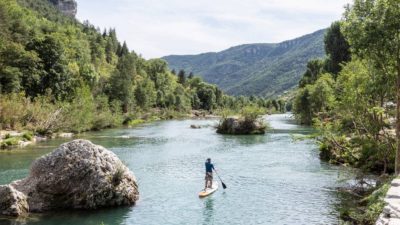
[0,114,354,225]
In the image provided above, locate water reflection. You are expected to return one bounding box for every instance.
[202,198,214,225]
[0,207,132,225]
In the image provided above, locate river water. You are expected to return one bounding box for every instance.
[0,114,355,225]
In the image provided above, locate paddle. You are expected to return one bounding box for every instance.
[214,170,227,189]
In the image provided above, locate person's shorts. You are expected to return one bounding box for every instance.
[205,172,213,180]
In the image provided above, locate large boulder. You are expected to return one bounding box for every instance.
[1,139,139,216]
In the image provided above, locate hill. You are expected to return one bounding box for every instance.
[1,0,277,137]
[163,30,326,97]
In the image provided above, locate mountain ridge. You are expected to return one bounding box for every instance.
[163,29,326,97]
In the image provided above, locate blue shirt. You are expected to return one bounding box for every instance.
[205,162,214,173]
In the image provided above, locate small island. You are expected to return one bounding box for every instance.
[216,106,268,135]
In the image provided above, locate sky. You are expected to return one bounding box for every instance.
[76,0,352,59]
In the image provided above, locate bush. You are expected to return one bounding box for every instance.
[112,164,125,186]
[0,137,21,149]
[128,119,145,127]
[241,106,265,121]
[22,132,33,141]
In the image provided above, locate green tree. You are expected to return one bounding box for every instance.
[342,0,400,174]
[324,21,351,76]
[298,59,325,88]
[178,69,186,85]
[108,54,136,112]
[26,35,73,100]
[135,78,156,109]
[197,83,216,111]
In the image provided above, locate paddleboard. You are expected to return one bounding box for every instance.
[199,183,218,198]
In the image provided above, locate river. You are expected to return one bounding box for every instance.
[0,114,355,225]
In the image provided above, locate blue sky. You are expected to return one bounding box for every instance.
[76,0,352,59]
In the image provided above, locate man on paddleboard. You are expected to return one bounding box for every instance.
[205,158,215,190]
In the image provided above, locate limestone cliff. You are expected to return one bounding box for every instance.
[48,0,77,17]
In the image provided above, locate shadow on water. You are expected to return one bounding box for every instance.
[0,207,131,225]
[202,197,214,225]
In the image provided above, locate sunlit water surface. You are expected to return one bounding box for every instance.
[0,114,355,225]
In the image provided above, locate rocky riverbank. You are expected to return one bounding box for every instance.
[0,139,139,217]
[0,131,75,149]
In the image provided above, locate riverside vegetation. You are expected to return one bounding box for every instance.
[0,0,285,149]
[292,0,400,224]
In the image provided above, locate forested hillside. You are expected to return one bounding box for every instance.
[0,0,276,135]
[163,29,325,97]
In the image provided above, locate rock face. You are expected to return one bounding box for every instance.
[0,139,139,216]
[49,0,77,17]
[376,178,400,225]
[216,117,266,135]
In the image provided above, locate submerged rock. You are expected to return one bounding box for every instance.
[0,139,139,216]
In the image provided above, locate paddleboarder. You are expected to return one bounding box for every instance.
[204,158,215,190]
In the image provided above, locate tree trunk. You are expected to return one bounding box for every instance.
[396,59,400,175]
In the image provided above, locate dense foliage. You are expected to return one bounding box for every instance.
[163,30,325,97]
[293,1,399,223]
[0,0,279,134]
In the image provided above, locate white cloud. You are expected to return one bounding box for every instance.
[76,0,352,58]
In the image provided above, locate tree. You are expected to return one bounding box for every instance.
[26,35,72,101]
[324,21,351,76]
[298,59,325,88]
[271,99,279,111]
[117,41,129,57]
[108,54,136,112]
[293,87,312,124]
[188,72,194,79]
[135,77,156,109]
[342,0,400,174]
[197,83,216,111]
[178,69,186,85]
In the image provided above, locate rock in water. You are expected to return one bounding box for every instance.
[216,117,266,135]
[0,139,139,216]
[48,0,77,17]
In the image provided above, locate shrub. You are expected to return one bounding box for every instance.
[22,132,33,141]
[128,119,145,127]
[112,164,125,186]
[240,106,265,122]
[0,137,21,149]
